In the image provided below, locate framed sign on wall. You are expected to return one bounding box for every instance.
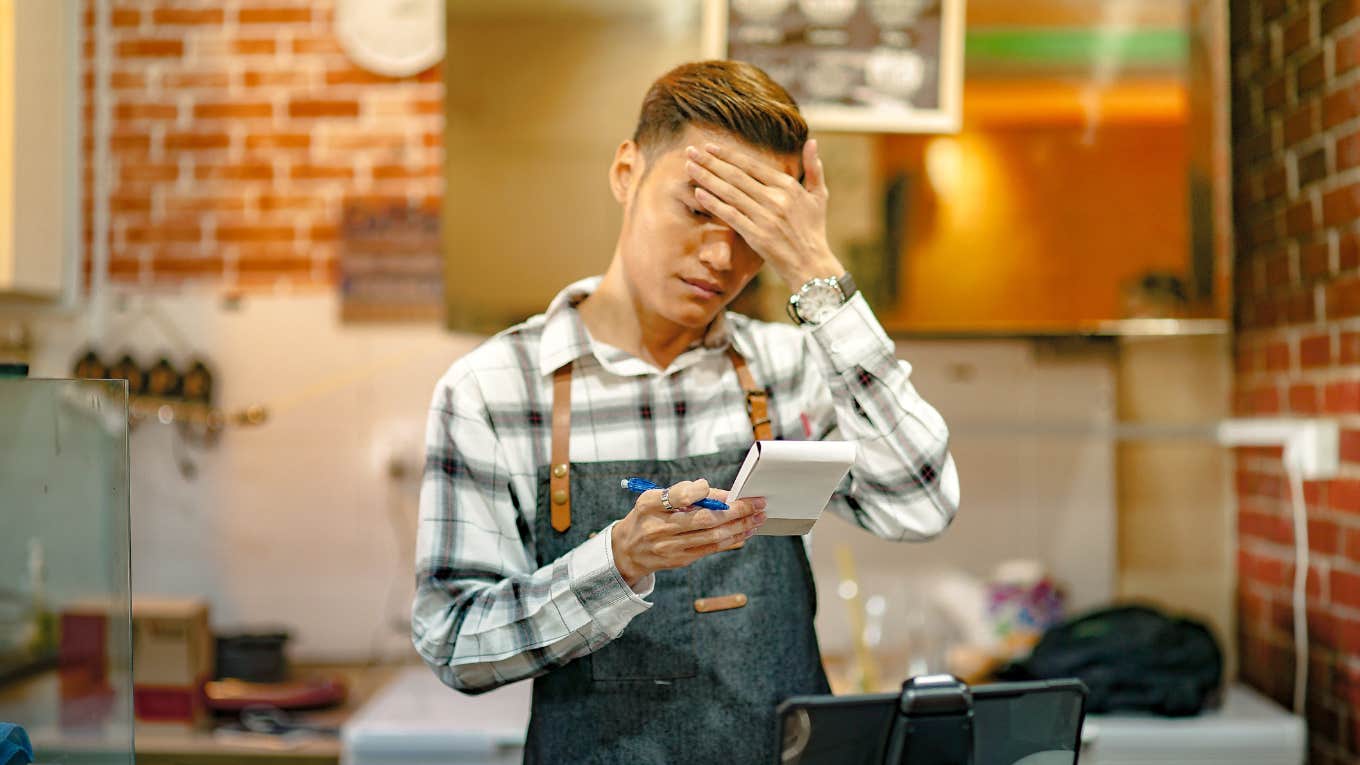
[702,0,964,133]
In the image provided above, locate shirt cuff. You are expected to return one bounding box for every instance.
[566,521,653,638]
[808,292,898,374]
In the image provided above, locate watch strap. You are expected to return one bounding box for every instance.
[836,271,857,300]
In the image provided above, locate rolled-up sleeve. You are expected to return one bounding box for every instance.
[803,294,960,541]
[411,369,654,694]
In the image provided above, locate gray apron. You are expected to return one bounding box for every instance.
[523,352,830,764]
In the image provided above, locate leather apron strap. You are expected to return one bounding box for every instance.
[549,347,770,533]
[549,364,573,533]
[726,347,773,442]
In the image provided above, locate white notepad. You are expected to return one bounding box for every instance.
[727,440,857,536]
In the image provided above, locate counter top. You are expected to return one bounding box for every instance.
[342,665,530,765]
[0,663,405,765]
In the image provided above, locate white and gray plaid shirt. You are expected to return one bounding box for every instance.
[413,276,959,693]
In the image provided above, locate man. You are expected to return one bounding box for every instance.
[413,60,959,764]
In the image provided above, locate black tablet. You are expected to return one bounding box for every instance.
[775,678,1087,765]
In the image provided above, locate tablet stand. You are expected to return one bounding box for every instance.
[881,674,974,765]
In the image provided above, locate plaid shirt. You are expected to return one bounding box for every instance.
[413,276,959,693]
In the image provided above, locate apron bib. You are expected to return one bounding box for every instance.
[523,351,830,765]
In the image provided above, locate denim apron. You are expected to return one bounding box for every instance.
[523,350,830,764]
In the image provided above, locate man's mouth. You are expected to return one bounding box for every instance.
[681,277,725,298]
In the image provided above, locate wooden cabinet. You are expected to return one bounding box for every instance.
[851,0,1234,334]
[0,0,80,303]
[871,113,1197,333]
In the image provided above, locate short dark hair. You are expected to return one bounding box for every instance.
[632,60,807,162]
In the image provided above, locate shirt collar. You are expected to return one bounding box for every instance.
[536,276,745,377]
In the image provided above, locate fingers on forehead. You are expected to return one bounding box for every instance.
[724,149,786,182]
[704,141,795,181]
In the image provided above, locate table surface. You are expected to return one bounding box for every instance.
[0,663,404,765]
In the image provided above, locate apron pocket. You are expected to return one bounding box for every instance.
[590,568,698,682]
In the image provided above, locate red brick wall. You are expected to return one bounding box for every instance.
[80,0,443,289]
[1231,0,1360,761]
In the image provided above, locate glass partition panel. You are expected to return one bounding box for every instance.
[0,378,132,765]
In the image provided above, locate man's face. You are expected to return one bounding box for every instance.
[612,125,801,331]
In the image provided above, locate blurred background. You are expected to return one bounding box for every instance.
[0,0,1355,763]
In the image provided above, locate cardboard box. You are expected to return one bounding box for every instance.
[131,596,213,729]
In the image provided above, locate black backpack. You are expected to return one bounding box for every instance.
[997,604,1223,716]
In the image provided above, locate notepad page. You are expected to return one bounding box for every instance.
[728,440,857,535]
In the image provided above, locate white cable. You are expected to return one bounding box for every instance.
[1286,464,1308,716]
[1209,419,1334,717]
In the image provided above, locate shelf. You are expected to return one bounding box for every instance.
[887,318,1231,340]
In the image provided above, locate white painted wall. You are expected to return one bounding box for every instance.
[23,290,1117,662]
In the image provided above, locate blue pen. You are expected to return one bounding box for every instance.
[620,478,729,510]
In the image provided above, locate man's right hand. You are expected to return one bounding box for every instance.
[610,479,767,588]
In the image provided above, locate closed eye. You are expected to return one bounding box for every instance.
[678,183,713,219]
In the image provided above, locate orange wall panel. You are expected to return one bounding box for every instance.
[878,122,1190,331]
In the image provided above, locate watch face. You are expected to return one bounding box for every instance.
[799,283,843,323]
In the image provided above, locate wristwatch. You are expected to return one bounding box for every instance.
[787,272,857,325]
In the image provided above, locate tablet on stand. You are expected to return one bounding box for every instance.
[774,675,1087,765]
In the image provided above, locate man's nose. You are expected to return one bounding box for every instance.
[698,226,738,270]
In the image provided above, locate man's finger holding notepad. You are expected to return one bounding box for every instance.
[611,478,768,587]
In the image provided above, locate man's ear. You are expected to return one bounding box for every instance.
[609,140,642,205]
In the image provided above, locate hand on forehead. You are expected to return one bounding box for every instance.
[675,125,835,290]
[678,127,801,180]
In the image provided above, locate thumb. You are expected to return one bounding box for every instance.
[803,138,827,197]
